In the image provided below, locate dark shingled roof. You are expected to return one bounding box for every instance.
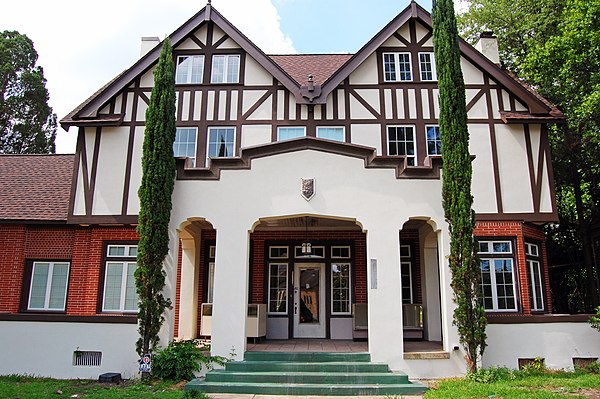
[0,154,74,222]
[269,54,354,86]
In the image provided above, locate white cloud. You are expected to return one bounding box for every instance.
[0,0,294,153]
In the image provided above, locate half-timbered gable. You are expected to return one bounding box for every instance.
[3,0,598,385]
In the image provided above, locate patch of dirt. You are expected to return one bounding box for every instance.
[573,388,600,399]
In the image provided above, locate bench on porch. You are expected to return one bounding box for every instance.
[352,303,424,340]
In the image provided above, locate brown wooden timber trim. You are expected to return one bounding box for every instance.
[0,313,138,324]
[485,76,504,214]
[0,219,68,225]
[486,314,593,324]
[176,136,443,180]
[475,213,558,223]
[67,215,138,225]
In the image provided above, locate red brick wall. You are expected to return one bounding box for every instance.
[0,224,27,312]
[400,229,422,304]
[195,230,216,337]
[474,221,551,315]
[25,227,74,259]
[174,239,183,337]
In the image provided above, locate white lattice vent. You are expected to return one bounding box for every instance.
[73,351,102,366]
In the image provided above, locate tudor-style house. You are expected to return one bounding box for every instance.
[1,0,598,387]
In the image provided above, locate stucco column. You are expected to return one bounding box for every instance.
[421,227,442,342]
[177,236,200,339]
[366,226,404,365]
[210,226,249,360]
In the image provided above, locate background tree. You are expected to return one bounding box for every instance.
[433,0,487,373]
[459,0,600,311]
[0,31,56,154]
[136,37,176,368]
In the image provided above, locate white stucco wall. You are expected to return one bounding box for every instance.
[0,322,139,379]
[484,323,600,370]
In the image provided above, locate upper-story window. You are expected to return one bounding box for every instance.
[316,127,345,142]
[383,52,412,82]
[175,55,204,84]
[419,52,437,81]
[426,125,442,156]
[174,127,198,167]
[207,127,235,164]
[525,242,544,312]
[211,55,240,84]
[278,126,306,141]
[27,261,70,311]
[387,126,416,165]
[478,240,518,312]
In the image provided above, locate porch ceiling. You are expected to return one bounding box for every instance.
[254,216,362,231]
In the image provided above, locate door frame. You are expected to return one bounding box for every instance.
[292,262,326,338]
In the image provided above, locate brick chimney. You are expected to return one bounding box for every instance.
[140,37,160,57]
[475,32,500,65]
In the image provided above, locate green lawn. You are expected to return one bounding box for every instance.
[1,371,598,399]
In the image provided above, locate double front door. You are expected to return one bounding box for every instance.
[293,263,326,338]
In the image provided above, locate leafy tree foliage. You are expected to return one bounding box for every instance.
[0,31,56,154]
[460,0,600,311]
[136,37,176,364]
[433,0,487,373]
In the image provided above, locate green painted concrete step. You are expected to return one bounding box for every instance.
[225,360,390,373]
[186,380,429,396]
[243,351,371,362]
[205,370,410,384]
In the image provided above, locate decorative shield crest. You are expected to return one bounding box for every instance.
[301,178,315,201]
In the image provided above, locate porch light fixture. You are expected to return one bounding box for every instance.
[301,216,312,255]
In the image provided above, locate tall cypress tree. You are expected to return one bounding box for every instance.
[136,37,176,365]
[432,0,487,372]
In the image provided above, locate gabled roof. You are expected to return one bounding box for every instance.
[0,154,74,222]
[316,1,554,115]
[61,3,300,127]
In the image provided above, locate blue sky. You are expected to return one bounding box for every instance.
[0,0,453,152]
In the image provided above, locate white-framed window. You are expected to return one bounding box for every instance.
[331,263,351,314]
[269,246,289,259]
[268,263,288,314]
[316,127,345,142]
[294,246,325,258]
[28,262,70,311]
[418,52,437,81]
[175,55,204,84]
[206,245,216,303]
[400,245,413,304]
[478,240,518,312]
[526,243,544,311]
[206,127,235,164]
[174,127,198,166]
[387,126,416,165]
[331,246,351,259]
[277,126,306,141]
[383,52,412,82]
[102,244,138,313]
[211,54,240,84]
[426,125,442,156]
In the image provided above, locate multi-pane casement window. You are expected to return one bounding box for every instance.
[267,246,289,314]
[383,52,412,81]
[400,245,413,304]
[331,246,351,314]
[426,125,442,156]
[418,52,437,81]
[206,245,216,303]
[211,54,240,84]
[174,127,197,166]
[316,127,345,142]
[526,242,545,311]
[478,240,518,312]
[278,126,306,141]
[387,126,416,165]
[206,127,235,164]
[27,261,70,311]
[102,244,138,313]
[175,55,204,84]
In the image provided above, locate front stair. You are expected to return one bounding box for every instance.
[185,351,428,396]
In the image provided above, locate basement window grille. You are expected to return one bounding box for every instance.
[73,351,102,366]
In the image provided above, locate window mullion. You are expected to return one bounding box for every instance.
[489,260,499,311]
[43,263,54,309]
[120,262,128,311]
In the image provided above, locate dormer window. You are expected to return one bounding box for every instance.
[383,52,412,82]
[175,55,204,84]
[211,55,240,84]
